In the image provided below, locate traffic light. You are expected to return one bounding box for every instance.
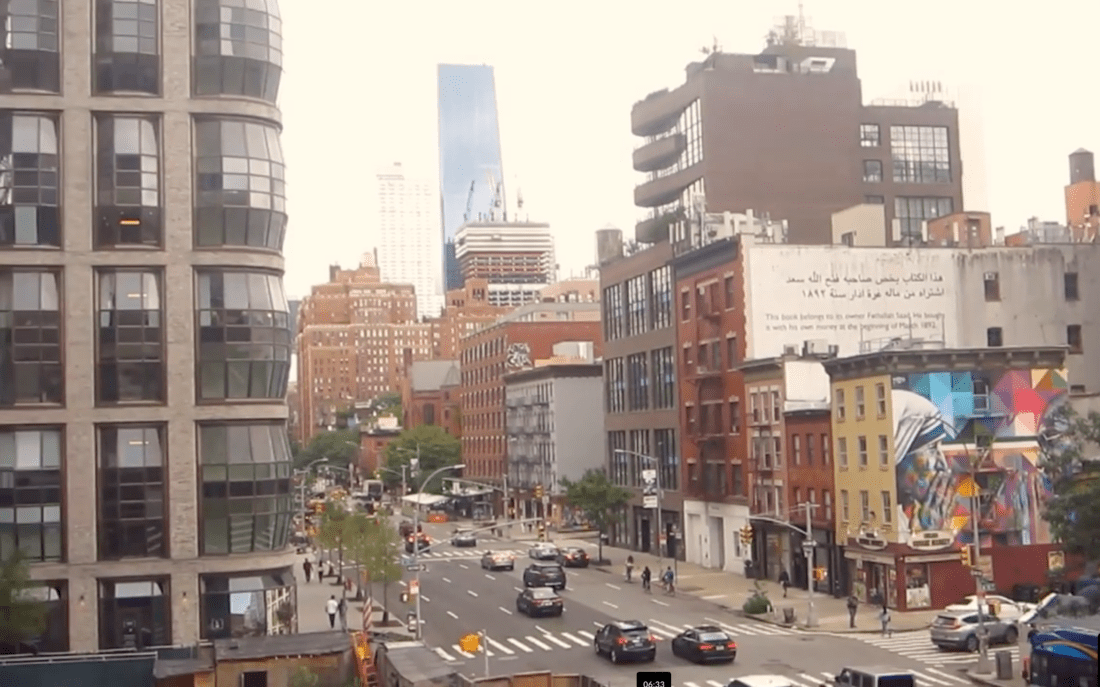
[739,525,754,547]
[534,484,544,499]
[813,567,827,581]
[960,545,972,567]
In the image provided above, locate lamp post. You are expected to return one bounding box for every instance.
[749,501,820,628]
[296,458,328,536]
[614,449,664,567]
[392,445,421,495]
[376,466,408,501]
[412,463,465,640]
[968,432,994,674]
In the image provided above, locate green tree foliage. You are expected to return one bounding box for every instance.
[382,425,462,493]
[560,469,631,562]
[289,665,321,687]
[318,498,351,579]
[0,551,48,651]
[345,515,404,623]
[297,428,359,470]
[1041,406,1100,563]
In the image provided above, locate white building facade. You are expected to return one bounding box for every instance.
[376,163,445,318]
[454,221,557,307]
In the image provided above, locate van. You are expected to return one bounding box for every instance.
[834,666,916,687]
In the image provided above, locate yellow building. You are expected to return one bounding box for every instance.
[824,346,1068,611]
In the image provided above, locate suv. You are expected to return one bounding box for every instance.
[930,611,1016,652]
[523,563,566,591]
[399,521,421,538]
[594,620,657,663]
[834,667,916,687]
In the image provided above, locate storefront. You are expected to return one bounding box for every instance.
[845,538,978,611]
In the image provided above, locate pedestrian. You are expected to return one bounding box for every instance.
[879,604,892,637]
[326,595,338,629]
[338,596,348,631]
[847,594,859,629]
[779,568,790,598]
[303,558,313,583]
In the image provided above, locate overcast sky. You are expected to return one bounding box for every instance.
[278,0,1100,299]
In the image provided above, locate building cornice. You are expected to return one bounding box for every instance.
[823,346,1069,381]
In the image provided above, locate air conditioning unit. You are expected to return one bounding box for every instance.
[783,344,799,356]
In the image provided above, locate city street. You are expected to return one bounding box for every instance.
[375,520,984,687]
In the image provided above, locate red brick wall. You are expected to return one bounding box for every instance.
[924,559,975,610]
[991,544,1063,591]
[784,410,835,530]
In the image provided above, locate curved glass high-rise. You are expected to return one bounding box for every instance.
[0,0,295,652]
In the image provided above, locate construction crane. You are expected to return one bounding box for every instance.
[485,171,504,221]
[463,180,476,222]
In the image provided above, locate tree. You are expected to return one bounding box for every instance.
[318,499,351,583]
[297,428,359,470]
[382,425,462,493]
[1041,406,1100,564]
[0,551,48,653]
[289,666,321,687]
[560,469,631,564]
[346,516,404,624]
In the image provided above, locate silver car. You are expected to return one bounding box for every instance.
[930,610,1018,652]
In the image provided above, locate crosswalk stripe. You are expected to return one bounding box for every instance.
[650,627,677,639]
[486,638,514,655]
[912,671,951,686]
[821,672,835,681]
[434,647,455,661]
[577,630,595,640]
[801,673,822,684]
[560,631,587,646]
[648,618,683,633]
[927,668,968,684]
[707,681,724,687]
[451,644,474,659]
[525,635,552,651]
[684,682,702,687]
[542,633,571,648]
[506,638,533,653]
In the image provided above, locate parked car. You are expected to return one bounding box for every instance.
[523,563,566,591]
[670,625,737,664]
[930,610,1018,652]
[516,587,564,617]
[558,547,590,568]
[399,521,421,538]
[404,532,431,554]
[729,676,802,687]
[593,620,657,664]
[451,530,477,547]
[528,543,560,560]
[945,594,1034,622]
[480,551,515,571]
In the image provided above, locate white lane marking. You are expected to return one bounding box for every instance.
[485,574,496,580]
[926,668,968,684]
[649,626,676,639]
[467,590,478,597]
[542,633,571,648]
[498,606,512,615]
[486,638,514,655]
[446,611,458,619]
[577,630,595,640]
[685,683,702,687]
[592,621,603,628]
[434,647,455,661]
[560,631,587,646]
[648,618,683,634]
[442,577,452,584]
[602,601,618,610]
[399,580,407,587]
[707,681,725,687]
[651,599,669,606]
[801,674,822,685]
[507,638,533,653]
[912,671,951,686]
[822,672,835,681]
[422,595,430,602]
[452,644,474,658]
[525,636,552,651]
[606,583,621,590]
[513,587,523,593]
[458,563,468,569]
[702,594,727,600]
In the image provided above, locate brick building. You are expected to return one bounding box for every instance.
[459,303,602,487]
[295,255,432,443]
[358,426,401,476]
[430,278,512,359]
[400,357,462,438]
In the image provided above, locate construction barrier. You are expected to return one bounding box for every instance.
[353,632,377,687]
[427,513,448,523]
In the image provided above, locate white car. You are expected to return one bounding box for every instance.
[528,543,560,560]
[945,594,1035,622]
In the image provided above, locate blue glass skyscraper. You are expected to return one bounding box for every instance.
[438,64,505,290]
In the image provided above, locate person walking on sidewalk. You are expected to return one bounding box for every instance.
[778,568,790,598]
[879,604,892,637]
[337,596,348,631]
[326,595,338,629]
[641,566,652,592]
[303,558,313,583]
[847,595,859,628]
[625,555,634,582]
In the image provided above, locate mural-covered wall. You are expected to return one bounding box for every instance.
[891,368,1068,548]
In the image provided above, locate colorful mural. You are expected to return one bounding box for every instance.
[891,368,1068,548]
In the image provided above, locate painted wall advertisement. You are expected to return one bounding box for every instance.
[745,247,960,358]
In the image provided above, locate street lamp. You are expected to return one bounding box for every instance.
[614,449,664,567]
[296,458,328,533]
[392,445,421,494]
[376,466,408,500]
[412,463,465,640]
[748,501,820,628]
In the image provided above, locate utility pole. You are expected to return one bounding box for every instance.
[802,502,819,628]
[972,440,991,673]
[615,449,663,566]
[412,463,464,640]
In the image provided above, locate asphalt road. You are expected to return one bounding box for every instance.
[386,521,985,687]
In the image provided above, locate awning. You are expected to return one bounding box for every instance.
[401,493,449,506]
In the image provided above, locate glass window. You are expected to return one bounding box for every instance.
[890,125,951,183]
[862,160,882,183]
[602,283,623,341]
[894,196,954,241]
[94,0,160,94]
[648,266,671,329]
[0,427,63,562]
[22,581,68,651]
[97,425,166,559]
[193,0,283,103]
[604,357,626,413]
[625,275,647,336]
[0,1,60,92]
[98,578,169,649]
[195,270,290,401]
[94,115,162,247]
[194,118,287,250]
[0,269,63,406]
[97,270,164,403]
[860,124,880,147]
[627,352,649,411]
[198,422,293,555]
[650,346,675,409]
[200,571,295,639]
[653,428,679,491]
[0,112,60,247]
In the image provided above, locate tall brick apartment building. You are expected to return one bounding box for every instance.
[459,302,602,488]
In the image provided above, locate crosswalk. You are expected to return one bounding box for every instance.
[682,666,970,687]
[415,547,523,560]
[429,617,799,663]
[853,629,1021,667]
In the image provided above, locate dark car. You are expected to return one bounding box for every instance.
[523,563,566,591]
[593,621,657,664]
[670,625,737,664]
[451,530,477,547]
[480,550,516,571]
[558,547,590,568]
[516,587,564,617]
[404,532,430,553]
[399,521,422,538]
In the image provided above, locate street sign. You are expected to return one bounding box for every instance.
[405,564,427,572]
[409,580,419,595]
[643,495,658,509]
[541,495,550,507]
[401,555,414,566]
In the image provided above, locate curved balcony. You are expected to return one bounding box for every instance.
[633,133,685,172]
[634,164,702,208]
[634,209,684,243]
[632,92,685,137]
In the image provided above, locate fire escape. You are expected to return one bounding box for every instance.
[688,284,726,501]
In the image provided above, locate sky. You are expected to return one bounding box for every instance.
[278,0,1100,299]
